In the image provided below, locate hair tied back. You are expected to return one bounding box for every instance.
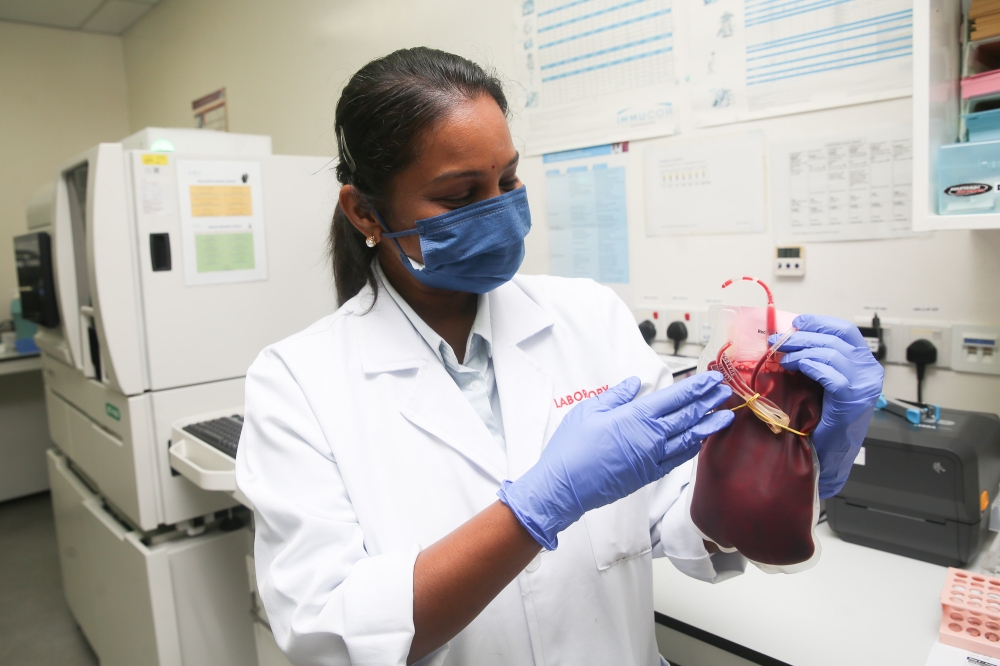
[337,126,357,173]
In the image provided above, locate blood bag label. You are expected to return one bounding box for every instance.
[943,183,992,196]
[854,446,866,466]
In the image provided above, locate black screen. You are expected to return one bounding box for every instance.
[14,232,59,328]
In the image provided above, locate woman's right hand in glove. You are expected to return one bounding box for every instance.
[497,372,734,550]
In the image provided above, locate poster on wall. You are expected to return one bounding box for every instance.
[687,0,913,127]
[176,160,267,286]
[515,0,680,155]
[770,125,919,243]
[544,143,630,283]
[643,132,766,236]
[192,87,228,131]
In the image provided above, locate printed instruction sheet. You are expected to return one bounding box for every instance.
[770,126,916,243]
[544,143,630,283]
[643,132,766,236]
[515,0,679,154]
[176,160,267,286]
[688,0,913,127]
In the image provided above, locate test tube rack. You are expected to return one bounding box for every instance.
[940,567,1000,657]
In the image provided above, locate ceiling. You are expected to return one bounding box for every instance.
[0,0,161,35]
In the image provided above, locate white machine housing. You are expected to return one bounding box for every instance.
[48,449,257,666]
[39,128,336,532]
[39,128,337,666]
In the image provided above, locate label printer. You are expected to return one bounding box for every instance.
[828,407,1000,567]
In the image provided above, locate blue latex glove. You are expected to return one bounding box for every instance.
[497,372,734,550]
[770,314,884,499]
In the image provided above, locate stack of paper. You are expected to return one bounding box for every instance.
[971,0,1000,41]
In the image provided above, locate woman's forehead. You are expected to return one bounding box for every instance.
[415,96,516,169]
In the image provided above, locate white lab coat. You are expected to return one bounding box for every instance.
[236,274,743,666]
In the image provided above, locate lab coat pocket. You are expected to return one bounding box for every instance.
[582,490,652,571]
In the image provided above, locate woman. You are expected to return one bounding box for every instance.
[236,48,883,666]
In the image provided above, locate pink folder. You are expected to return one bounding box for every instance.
[962,69,1000,99]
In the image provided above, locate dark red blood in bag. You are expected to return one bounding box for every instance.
[690,360,824,566]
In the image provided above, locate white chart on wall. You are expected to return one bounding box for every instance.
[688,0,913,127]
[544,143,631,283]
[770,125,920,243]
[515,0,680,155]
[643,132,767,236]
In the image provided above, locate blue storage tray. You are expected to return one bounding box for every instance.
[937,140,1000,215]
[964,108,1000,142]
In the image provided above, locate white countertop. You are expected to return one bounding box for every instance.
[0,350,41,377]
[653,522,953,666]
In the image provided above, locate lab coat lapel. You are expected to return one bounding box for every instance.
[402,365,507,484]
[354,284,507,485]
[489,280,555,481]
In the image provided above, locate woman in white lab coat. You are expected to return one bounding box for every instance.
[236,48,883,666]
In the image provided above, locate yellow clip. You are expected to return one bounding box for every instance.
[731,393,810,437]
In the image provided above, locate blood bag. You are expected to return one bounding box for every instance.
[688,277,824,574]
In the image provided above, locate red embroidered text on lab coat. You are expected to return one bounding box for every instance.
[552,385,609,409]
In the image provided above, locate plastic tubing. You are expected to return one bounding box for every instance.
[721,276,776,337]
[712,342,789,435]
[750,327,797,390]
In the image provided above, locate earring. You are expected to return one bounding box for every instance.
[366,235,377,248]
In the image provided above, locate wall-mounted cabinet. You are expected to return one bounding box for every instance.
[914,0,1000,230]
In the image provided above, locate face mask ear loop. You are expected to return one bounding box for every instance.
[370,208,421,271]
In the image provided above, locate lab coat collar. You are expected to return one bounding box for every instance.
[487,277,555,346]
[374,261,494,366]
[352,283,428,374]
[352,276,556,484]
[351,281,508,483]
[354,275,555,373]
[488,278,556,480]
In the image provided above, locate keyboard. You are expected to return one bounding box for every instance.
[183,414,244,459]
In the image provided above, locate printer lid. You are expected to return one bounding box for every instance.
[840,408,1000,524]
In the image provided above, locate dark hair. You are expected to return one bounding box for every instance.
[330,47,509,305]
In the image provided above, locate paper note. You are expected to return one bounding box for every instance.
[176,160,267,286]
[688,0,913,127]
[924,641,1000,666]
[189,185,253,217]
[545,143,630,283]
[194,233,255,272]
[771,126,917,242]
[515,0,679,155]
[139,162,174,217]
[643,132,766,236]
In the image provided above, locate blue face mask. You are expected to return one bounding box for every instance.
[376,186,531,294]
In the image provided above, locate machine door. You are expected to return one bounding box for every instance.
[130,153,336,391]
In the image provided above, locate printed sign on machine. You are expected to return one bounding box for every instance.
[176,160,267,286]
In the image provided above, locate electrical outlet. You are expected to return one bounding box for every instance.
[853,316,952,369]
[952,326,1000,376]
[854,315,897,360]
[635,306,707,348]
[896,323,952,369]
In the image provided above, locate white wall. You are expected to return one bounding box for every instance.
[122,0,521,157]
[122,0,1000,413]
[0,21,130,314]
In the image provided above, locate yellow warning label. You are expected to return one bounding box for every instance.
[142,154,169,165]
[189,185,253,217]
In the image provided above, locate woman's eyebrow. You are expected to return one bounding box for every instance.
[429,153,520,183]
